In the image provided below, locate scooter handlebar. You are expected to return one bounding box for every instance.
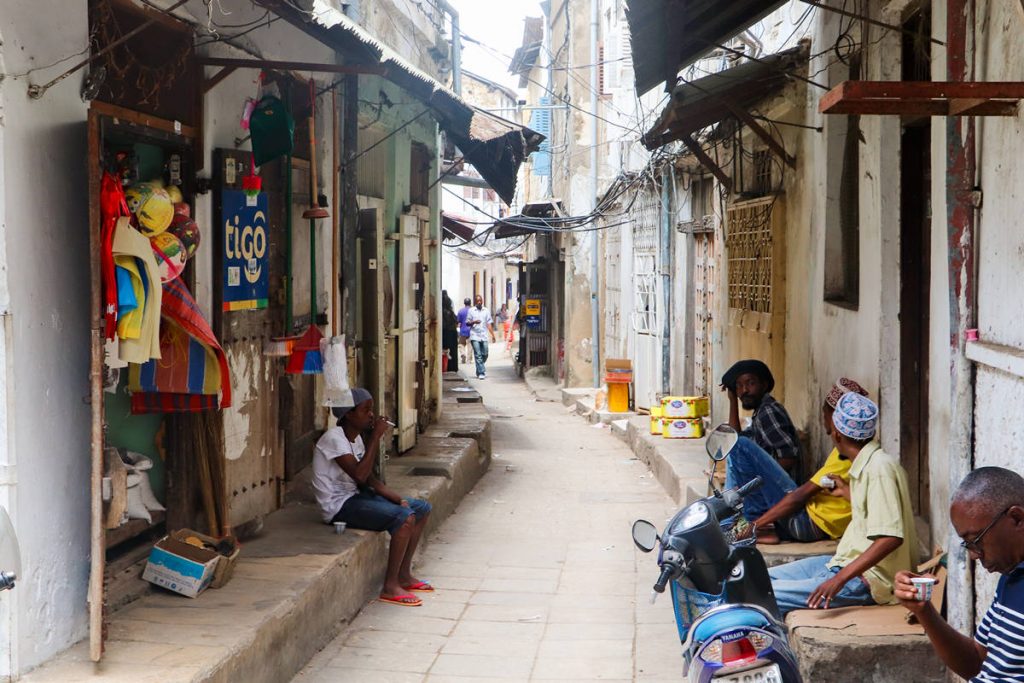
[653,564,674,594]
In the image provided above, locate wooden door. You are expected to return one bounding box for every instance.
[213,149,286,526]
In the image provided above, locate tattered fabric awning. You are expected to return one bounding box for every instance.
[642,45,808,151]
[441,213,477,242]
[257,0,544,204]
[626,0,788,96]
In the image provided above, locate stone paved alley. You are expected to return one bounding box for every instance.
[294,356,683,682]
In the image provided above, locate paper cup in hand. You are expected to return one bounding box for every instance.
[910,576,936,602]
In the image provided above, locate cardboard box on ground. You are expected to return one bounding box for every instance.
[142,529,240,598]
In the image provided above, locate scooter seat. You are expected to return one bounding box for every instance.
[691,608,770,643]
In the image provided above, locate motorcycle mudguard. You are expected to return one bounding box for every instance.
[724,546,782,619]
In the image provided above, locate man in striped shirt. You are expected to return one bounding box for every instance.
[895,467,1024,682]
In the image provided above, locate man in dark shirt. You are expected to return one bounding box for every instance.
[720,359,802,526]
[895,467,1024,683]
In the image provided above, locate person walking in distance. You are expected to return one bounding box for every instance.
[456,297,471,364]
[441,291,459,373]
[466,294,495,379]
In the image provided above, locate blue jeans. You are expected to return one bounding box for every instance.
[332,491,432,534]
[767,554,875,616]
[725,437,798,522]
[471,339,489,376]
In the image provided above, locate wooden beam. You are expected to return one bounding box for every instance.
[725,104,796,169]
[820,80,1024,116]
[196,56,386,76]
[202,66,237,94]
[681,135,732,192]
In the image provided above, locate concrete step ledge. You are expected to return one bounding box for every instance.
[790,626,944,682]
[25,403,490,683]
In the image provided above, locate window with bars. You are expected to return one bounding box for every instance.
[726,199,774,314]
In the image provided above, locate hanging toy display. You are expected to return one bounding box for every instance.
[168,212,201,258]
[125,182,174,236]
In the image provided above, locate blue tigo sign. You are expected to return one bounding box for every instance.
[222,189,269,311]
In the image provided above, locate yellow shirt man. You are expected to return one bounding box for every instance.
[805,448,854,539]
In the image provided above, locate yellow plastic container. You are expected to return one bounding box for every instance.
[607,382,630,413]
[662,396,710,419]
[662,417,705,439]
[649,406,663,435]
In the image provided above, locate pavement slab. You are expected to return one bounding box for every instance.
[294,357,682,682]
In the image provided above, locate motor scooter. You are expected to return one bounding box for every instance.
[632,424,801,683]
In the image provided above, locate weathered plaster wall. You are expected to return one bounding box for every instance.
[0,1,92,672]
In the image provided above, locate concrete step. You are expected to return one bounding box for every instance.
[24,397,491,683]
[790,624,944,682]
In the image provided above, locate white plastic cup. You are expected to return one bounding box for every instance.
[333,522,347,535]
[910,576,936,602]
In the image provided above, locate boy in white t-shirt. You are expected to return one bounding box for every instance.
[313,388,433,606]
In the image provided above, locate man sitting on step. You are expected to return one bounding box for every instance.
[313,387,434,607]
[734,378,866,544]
[767,393,918,616]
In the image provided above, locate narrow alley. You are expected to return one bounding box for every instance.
[294,357,683,682]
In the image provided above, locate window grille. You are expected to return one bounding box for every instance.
[726,199,774,314]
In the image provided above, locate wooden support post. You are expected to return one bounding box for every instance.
[341,75,360,342]
[203,66,237,94]
[725,105,797,169]
[681,135,732,191]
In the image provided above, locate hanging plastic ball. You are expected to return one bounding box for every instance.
[150,232,188,282]
[168,213,202,258]
[125,183,173,236]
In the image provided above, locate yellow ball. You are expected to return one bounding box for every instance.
[125,183,173,236]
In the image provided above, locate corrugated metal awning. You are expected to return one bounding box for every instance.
[642,46,808,150]
[256,1,544,204]
[626,0,788,96]
[493,199,565,239]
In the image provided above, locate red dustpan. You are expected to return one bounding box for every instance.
[286,325,324,374]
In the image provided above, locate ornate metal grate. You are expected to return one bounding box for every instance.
[725,199,775,314]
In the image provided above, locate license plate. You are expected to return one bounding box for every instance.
[720,663,782,683]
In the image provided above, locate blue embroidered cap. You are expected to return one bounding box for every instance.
[832,392,878,440]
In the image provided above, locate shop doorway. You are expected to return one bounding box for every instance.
[899,10,932,517]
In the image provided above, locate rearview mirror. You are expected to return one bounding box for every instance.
[705,424,738,462]
[631,519,658,553]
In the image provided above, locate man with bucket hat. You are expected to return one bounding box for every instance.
[766,392,918,616]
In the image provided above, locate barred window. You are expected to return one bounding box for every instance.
[726,198,775,314]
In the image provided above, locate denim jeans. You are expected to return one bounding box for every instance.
[725,437,798,522]
[471,339,489,376]
[767,554,875,616]
[332,491,432,534]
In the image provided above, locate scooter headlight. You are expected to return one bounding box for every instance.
[676,501,710,531]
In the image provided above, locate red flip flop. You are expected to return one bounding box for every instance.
[379,593,422,607]
[402,580,434,593]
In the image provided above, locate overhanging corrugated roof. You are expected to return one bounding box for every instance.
[642,46,808,150]
[626,0,788,96]
[255,0,544,204]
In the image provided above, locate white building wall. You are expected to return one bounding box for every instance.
[0,1,92,672]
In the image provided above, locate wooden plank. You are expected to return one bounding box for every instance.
[196,56,386,77]
[89,100,198,139]
[87,106,105,663]
[820,80,1024,115]
[681,135,732,191]
[203,66,237,94]
[823,99,1017,116]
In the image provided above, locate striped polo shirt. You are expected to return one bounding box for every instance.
[975,564,1024,681]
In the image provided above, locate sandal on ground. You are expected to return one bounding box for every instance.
[379,593,422,607]
[402,580,434,593]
